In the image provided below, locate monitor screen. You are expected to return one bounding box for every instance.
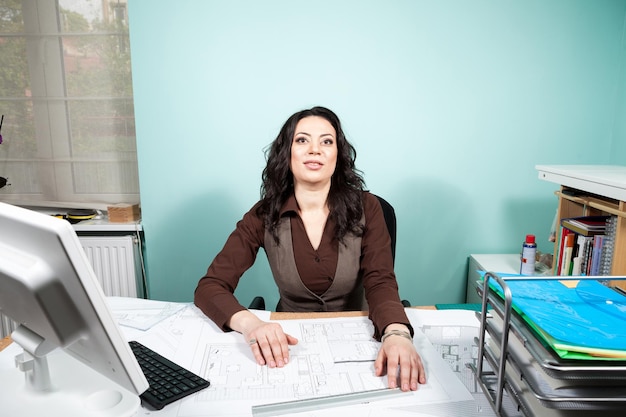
[0,202,149,416]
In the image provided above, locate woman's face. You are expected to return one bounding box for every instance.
[290,116,338,189]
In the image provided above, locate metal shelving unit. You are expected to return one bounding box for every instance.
[471,272,626,417]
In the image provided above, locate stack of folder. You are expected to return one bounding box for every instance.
[473,272,626,417]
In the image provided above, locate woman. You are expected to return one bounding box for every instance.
[194,106,426,391]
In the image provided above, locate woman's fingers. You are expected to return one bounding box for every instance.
[247,323,298,368]
[376,336,426,391]
[257,335,287,367]
[248,338,267,366]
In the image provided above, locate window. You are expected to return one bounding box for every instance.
[0,0,139,208]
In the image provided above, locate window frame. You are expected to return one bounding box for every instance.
[0,0,139,209]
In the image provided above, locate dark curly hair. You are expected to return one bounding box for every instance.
[257,106,366,243]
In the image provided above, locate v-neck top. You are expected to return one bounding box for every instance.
[194,191,412,339]
[264,205,364,313]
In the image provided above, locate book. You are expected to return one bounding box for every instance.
[561,215,609,236]
[559,233,575,276]
[572,234,593,275]
[559,215,619,276]
[600,216,618,275]
[580,236,593,275]
[555,227,572,275]
[590,235,604,276]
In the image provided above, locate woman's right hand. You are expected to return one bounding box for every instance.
[228,310,298,368]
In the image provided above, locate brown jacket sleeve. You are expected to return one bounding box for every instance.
[361,192,414,340]
[193,202,265,331]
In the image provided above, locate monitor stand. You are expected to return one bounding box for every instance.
[0,330,140,417]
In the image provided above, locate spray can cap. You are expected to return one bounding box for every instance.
[525,234,536,244]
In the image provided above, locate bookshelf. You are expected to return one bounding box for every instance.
[536,165,626,290]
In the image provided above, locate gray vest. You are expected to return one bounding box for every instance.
[264,216,365,312]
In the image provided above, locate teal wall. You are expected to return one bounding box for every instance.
[128,0,625,307]
[613,12,626,164]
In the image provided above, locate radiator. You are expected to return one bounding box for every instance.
[0,234,143,338]
[1,315,16,340]
[78,235,142,298]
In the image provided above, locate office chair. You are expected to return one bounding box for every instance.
[248,194,406,310]
[375,195,410,307]
[375,194,396,264]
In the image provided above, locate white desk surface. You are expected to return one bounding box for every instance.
[536,164,626,201]
[470,253,521,274]
[1,299,496,417]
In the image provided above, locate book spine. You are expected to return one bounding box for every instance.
[580,236,593,275]
[599,216,617,275]
[571,234,589,276]
[591,235,604,276]
[560,233,575,276]
[556,227,570,275]
[571,234,581,274]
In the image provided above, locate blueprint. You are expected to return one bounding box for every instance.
[125,305,487,417]
[411,310,481,392]
[406,308,496,413]
[107,296,188,331]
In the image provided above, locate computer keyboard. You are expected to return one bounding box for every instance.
[129,340,210,410]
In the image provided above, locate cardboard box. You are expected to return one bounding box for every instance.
[107,203,140,223]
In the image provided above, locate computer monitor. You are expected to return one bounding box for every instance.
[0,202,149,417]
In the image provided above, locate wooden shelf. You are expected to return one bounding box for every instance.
[555,190,625,218]
[537,165,626,290]
[541,172,626,290]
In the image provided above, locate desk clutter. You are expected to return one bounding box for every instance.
[47,205,141,224]
[107,203,141,223]
[472,272,626,417]
[102,299,487,416]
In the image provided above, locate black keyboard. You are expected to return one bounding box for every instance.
[129,340,210,410]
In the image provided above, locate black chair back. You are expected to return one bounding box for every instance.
[374,194,397,264]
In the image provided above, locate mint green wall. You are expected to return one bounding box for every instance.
[612,14,626,164]
[128,0,624,306]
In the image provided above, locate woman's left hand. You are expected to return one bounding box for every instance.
[374,328,426,391]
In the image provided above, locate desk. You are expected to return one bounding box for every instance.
[0,308,435,353]
[1,300,493,417]
[0,336,10,352]
[270,306,436,321]
[467,254,520,303]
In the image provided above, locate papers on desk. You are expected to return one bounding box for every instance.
[111,301,492,417]
[107,296,187,331]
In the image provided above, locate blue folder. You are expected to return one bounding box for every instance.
[480,272,626,359]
